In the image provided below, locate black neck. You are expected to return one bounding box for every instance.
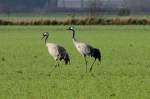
[45,36,48,44]
[72,29,76,40]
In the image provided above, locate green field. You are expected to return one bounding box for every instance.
[0,25,150,99]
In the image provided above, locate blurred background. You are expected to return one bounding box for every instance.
[0,0,150,18]
[0,0,150,25]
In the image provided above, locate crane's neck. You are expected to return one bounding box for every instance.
[45,36,48,45]
[72,29,77,41]
[71,29,79,47]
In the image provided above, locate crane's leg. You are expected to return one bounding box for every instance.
[49,60,59,75]
[84,55,88,72]
[89,59,96,72]
[56,61,60,67]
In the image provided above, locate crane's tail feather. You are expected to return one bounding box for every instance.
[91,48,101,63]
[64,53,70,65]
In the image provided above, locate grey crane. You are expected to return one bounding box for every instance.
[42,32,70,72]
[67,27,101,72]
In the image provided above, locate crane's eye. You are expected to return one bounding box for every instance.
[70,27,73,29]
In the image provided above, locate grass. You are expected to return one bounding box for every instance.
[0,25,150,99]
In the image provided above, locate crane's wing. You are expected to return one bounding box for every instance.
[75,42,93,56]
[46,43,70,64]
[57,45,70,64]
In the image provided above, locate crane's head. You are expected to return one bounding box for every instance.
[41,32,49,40]
[67,26,76,39]
[66,26,74,31]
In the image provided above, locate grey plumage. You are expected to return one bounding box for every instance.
[57,45,70,64]
[67,27,101,72]
[42,32,70,65]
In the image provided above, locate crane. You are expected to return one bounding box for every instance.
[42,32,70,72]
[67,27,101,72]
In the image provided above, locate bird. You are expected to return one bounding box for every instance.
[67,27,101,72]
[41,32,70,72]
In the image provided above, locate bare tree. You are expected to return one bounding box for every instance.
[125,0,144,14]
[44,0,58,12]
[62,0,65,8]
[81,0,84,8]
[88,0,103,16]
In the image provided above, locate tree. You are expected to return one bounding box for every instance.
[62,0,65,8]
[81,0,84,8]
[88,0,104,16]
[125,0,143,14]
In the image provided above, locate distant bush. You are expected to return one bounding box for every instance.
[0,20,13,25]
[0,17,150,25]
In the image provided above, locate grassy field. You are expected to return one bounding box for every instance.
[0,25,150,99]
